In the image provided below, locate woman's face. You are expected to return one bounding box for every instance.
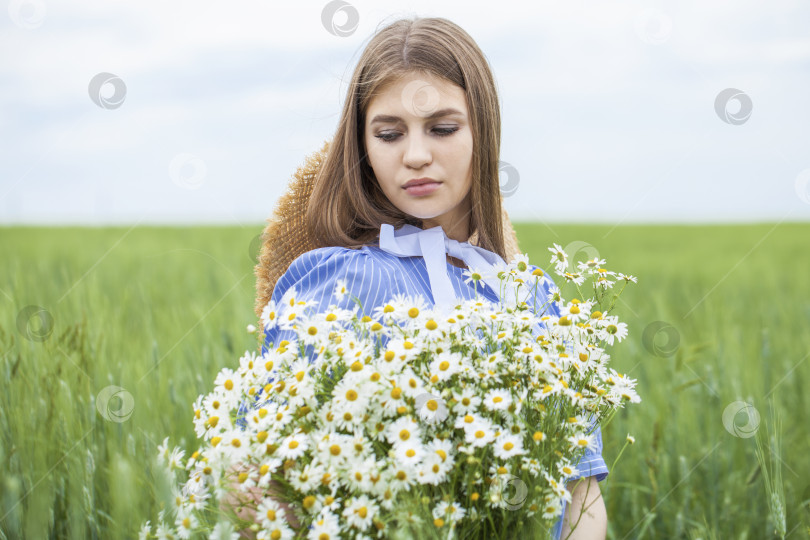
[363,71,474,242]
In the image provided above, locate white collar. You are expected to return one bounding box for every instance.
[377,223,515,311]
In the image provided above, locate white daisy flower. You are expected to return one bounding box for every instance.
[481,350,506,368]
[414,391,449,425]
[576,257,607,274]
[548,243,568,273]
[461,266,487,290]
[541,497,562,520]
[417,452,449,486]
[295,314,332,347]
[256,497,289,530]
[492,433,525,459]
[174,505,197,539]
[332,410,365,433]
[216,432,251,464]
[307,509,341,540]
[563,414,589,430]
[463,420,496,448]
[333,278,349,301]
[386,337,425,365]
[277,430,309,460]
[288,461,325,493]
[210,521,239,540]
[167,447,186,471]
[483,388,512,412]
[372,293,431,330]
[453,412,484,431]
[426,437,454,464]
[138,520,151,540]
[428,350,463,382]
[277,290,315,330]
[317,492,341,513]
[595,274,616,289]
[393,439,425,468]
[508,252,531,274]
[388,463,418,492]
[433,500,467,523]
[256,458,283,489]
[567,432,598,452]
[598,318,629,345]
[314,431,349,466]
[202,391,230,420]
[260,299,280,330]
[342,495,379,531]
[557,460,578,479]
[344,456,378,492]
[386,416,421,446]
[214,367,241,396]
[346,430,374,461]
[238,350,261,374]
[544,470,571,501]
[561,271,586,286]
[396,368,429,399]
[452,388,481,414]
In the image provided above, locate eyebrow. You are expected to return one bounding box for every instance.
[369,108,465,125]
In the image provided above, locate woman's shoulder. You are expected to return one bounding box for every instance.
[286,245,386,274]
[279,244,399,290]
[288,245,362,268]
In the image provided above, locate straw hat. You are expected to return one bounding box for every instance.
[253,139,523,317]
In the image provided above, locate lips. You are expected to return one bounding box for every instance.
[403,178,440,188]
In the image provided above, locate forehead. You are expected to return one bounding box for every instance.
[365,73,468,121]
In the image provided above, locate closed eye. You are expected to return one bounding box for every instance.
[374,126,459,143]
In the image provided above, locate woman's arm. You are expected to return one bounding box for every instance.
[560,476,607,540]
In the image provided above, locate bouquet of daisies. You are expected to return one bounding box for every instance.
[140,244,639,540]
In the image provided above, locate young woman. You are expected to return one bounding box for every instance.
[237,16,608,539]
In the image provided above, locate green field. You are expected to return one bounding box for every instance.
[1,223,809,539]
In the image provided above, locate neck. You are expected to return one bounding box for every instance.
[421,216,470,244]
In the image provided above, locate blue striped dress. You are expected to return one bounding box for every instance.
[243,243,608,538]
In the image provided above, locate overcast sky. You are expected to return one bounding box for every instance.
[2,0,809,225]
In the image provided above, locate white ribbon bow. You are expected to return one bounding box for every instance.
[377,223,516,312]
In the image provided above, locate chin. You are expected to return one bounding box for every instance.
[405,210,444,221]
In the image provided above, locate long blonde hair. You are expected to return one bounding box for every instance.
[305,16,505,258]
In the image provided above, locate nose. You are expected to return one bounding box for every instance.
[403,131,432,169]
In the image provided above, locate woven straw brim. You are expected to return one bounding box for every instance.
[254,139,523,317]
